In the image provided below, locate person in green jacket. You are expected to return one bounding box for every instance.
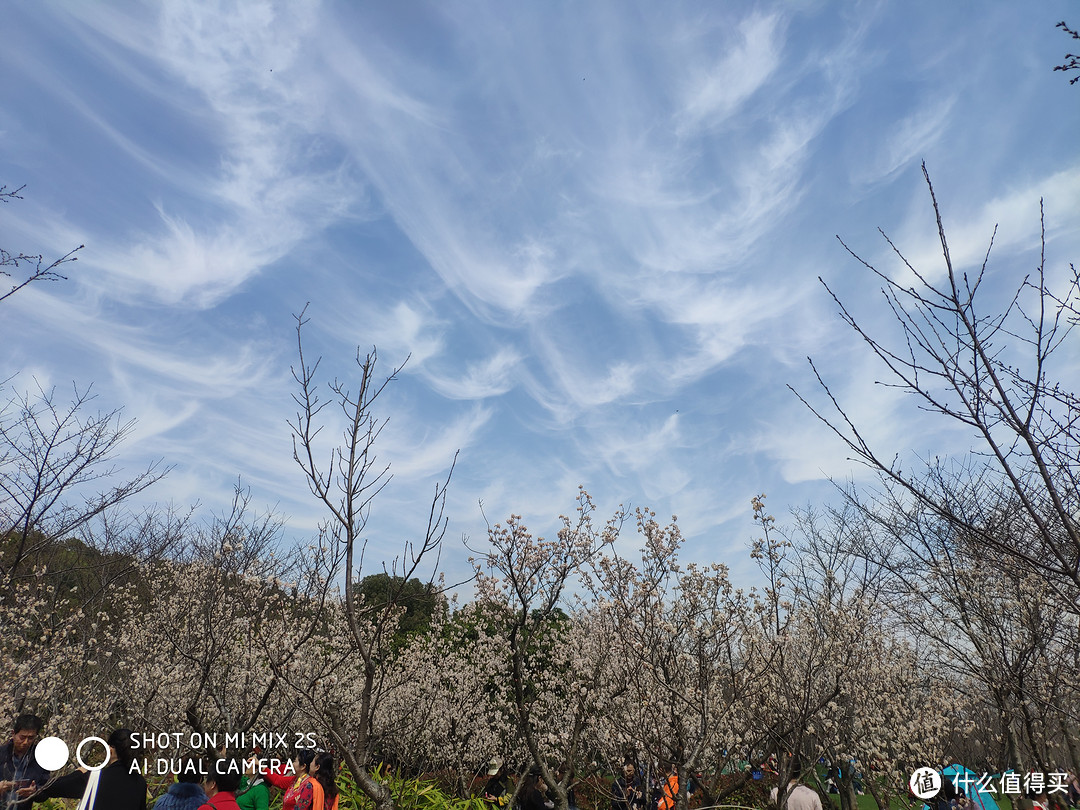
[235,771,270,810]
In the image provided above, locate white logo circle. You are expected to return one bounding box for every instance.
[910,767,942,800]
[75,736,110,772]
[34,736,70,771]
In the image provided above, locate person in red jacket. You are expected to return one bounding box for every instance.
[260,749,315,810]
[199,763,242,810]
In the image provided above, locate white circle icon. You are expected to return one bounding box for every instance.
[35,736,70,771]
[910,767,942,800]
[76,736,110,772]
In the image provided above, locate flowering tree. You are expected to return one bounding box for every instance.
[778,505,961,810]
[473,490,621,810]
[374,602,515,794]
[739,497,932,810]
[116,486,304,748]
[827,491,1080,774]
[0,572,101,739]
[588,508,765,810]
[0,499,199,750]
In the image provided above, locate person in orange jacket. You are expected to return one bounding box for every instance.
[657,762,679,810]
[308,753,339,810]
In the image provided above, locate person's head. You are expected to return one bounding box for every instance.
[11,715,43,756]
[244,762,265,789]
[488,757,504,777]
[107,728,137,766]
[314,753,338,801]
[788,758,804,782]
[176,758,204,785]
[205,761,241,796]
[623,761,636,779]
[293,748,316,775]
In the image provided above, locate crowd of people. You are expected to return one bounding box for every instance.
[0,715,340,810]
[6,713,1080,810]
[478,751,1080,810]
[481,757,690,810]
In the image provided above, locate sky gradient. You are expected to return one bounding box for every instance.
[3,1,1079,586]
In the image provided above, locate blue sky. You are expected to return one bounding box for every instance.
[3,1,1079,587]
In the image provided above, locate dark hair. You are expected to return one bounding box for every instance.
[14,714,43,734]
[296,749,316,772]
[314,753,338,801]
[208,760,241,793]
[176,758,204,784]
[108,728,137,765]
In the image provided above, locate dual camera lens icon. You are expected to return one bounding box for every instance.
[34,736,110,772]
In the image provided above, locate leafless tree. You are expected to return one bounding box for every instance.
[0,380,169,591]
[792,164,1080,613]
[1054,20,1080,84]
[2,185,169,588]
[1,184,81,304]
[276,306,455,810]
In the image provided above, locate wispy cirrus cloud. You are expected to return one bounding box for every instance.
[37,0,369,308]
[677,12,785,135]
[425,347,522,401]
[857,96,957,185]
[4,0,1076,587]
[878,164,1080,290]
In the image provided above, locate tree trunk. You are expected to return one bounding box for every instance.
[1005,717,1024,771]
[841,771,858,810]
[550,783,569,810]
[1061,718,1080,775]
[813,767,838,810]
[455,754,468,799]
[713,770,752,804]
[865,776,889,810]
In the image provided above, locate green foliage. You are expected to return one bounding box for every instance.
[713,774,774,810]
[336,765,489,810]
[358,573,444,642]
[0,528,139,613]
